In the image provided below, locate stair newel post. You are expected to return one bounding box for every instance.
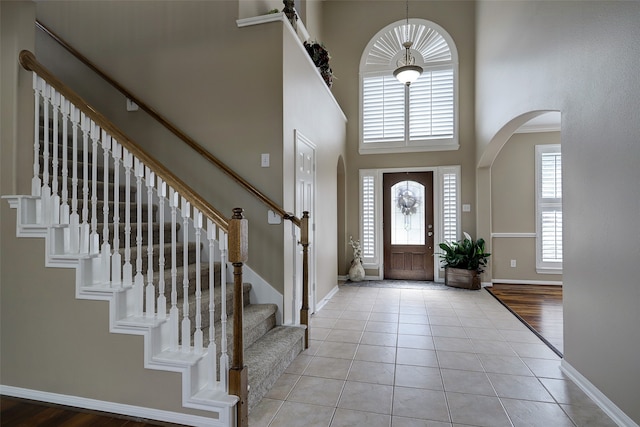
[157,178,167,319]
[31,74,42,197]
[194,208,204,353]
[228,207,248,427]
[300,211,310,349]
[218,230,229,390]
[69,106,80,253]
[122,149,133,286]
[50,87,61,225]
[206,219,218,388]
[60,97,70,225]
[169,188,180,351]
[79,114,90,254]
[41,82,51,223]
[145,167,156,318]
[181,197,192,352]
[111,139,122,286]
[100,130,112,283]
[89,121,100,254]
[134,158,145,317]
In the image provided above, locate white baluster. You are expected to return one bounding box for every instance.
[122,149,133,286]
[79,113,90,254]
[68,106,81,253]
[100,130,112,283]
[111,139,122,286]
[50,87,61,225]
[134,158,144,316]
[60,97,70,225]
[181,197,191,352]
[89,122,100,254]
[207,219,218,387]
[145,167,156,318]
[41,82,51,224]
[157,178,167,319]
[219,231,229,389]
[31,74,42,197]
[194,208,203,354]
[169,189,179,351]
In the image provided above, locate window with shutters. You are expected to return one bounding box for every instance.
[536,145,562,273]
[359,166,460,276]
[360,19,458,154]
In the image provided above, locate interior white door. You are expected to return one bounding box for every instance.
[295,131,316,315]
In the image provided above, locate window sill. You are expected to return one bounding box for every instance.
[359,142,460,155]
[536,267,563,275]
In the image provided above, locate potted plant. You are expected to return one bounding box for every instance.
[438,232,490,290]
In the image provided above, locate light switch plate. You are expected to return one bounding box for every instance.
[261,153,270,167]
[267,209,281,224]
[462,204,471,212]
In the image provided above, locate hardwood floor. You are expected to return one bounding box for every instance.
[487,283,563,356]
[0,396,180,427]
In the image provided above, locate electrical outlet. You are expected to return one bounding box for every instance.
[510,259,517,268]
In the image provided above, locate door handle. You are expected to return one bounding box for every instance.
[427,232,433,237]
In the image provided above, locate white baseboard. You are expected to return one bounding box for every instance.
[492,279,563,286]
[0,385,224,427]
[315,285,339,312]
[560,361,639,427]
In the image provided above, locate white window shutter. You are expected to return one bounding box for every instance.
[363,76,405,143]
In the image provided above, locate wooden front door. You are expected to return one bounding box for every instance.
[383,172,434,280]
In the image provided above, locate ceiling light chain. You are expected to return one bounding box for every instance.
[393,0,423,86]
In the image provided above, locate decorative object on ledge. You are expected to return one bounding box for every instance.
[303,41,334,88]
[394,0,423,86]
[438,232,491,290]
[348,236,365,282]
[282,0,298,30]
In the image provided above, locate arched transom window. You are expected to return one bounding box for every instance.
[360,19,459,154]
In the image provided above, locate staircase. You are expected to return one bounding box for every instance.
[5,51,305,426]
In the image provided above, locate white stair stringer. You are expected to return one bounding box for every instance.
[3,194,238,427]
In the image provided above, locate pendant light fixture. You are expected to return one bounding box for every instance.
[393,0,423,86]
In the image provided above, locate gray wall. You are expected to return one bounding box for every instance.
[476,1,640,422]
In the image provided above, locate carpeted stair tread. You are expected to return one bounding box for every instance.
[245,325,306,411]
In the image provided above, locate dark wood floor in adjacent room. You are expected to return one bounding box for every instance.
[487,283,563,356]
[0,396,178,427]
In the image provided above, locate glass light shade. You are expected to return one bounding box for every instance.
[393,65,423,85]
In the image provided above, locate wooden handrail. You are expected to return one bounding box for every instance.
[19,49,229,230]
[36,20,300,227]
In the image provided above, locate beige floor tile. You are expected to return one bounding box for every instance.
[333,318,367,332]
[432,336,474,353]
[477,354,533,376]
[397,323,432,336]
[395,364,443,390]
[399,314,429,324]
[339,310,371,321]
[314,309,343,319]
[539,377,598,406]
[303,356,352,380]
[488,373,554,402]
[463,326,505,341]
[265,373,300,400]
[392,387,450,422]
[501,398,574,427]
[391,416,451,427]
[348,360,395,385]
[285,354,313,374]
[311,317,338,329]
[369,312,400,323]
[428,316,461,327]
[361,331,398,347]
[397,334,435,350]
[310,327,332,341]
[430,325,467,338]
[436,350,484,372]
[325,328,363,344]
[287,375,344,407]
[560,403,618,427]
[509,341,560,360]
[396,348,439,367]
[268,401,335,427]
[354,343,397,364]
[314,341,358,360]
[471,338,518,356]
[338,381,394,415]
[366,320,399,333]
[521,357,566,379]
[441,369,495,395]
[446,392,511,427]
[248,398,282,427]
[330,408,391,427]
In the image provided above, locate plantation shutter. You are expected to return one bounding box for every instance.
[442,172,458,243]
[361,174,376,258]
[540,151,562,263]
[362,75,405,143]
[410,68,454,140]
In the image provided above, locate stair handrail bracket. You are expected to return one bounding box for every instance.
[14,48,253,424]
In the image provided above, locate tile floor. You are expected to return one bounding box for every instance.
[249,285,616,427]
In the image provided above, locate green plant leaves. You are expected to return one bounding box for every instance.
[438,235,491,272]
